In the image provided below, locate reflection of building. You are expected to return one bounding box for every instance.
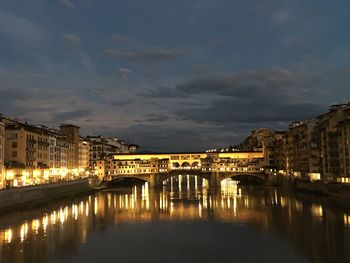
[0,120,5,188]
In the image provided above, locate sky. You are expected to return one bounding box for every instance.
[0,0,350,152]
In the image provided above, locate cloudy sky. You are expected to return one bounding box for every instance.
[0,0,350,151]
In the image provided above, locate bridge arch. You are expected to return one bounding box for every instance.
[172,162,180,168]
[181,162,191,168]
[191,161,200,167]
[220,173,266,184]
[107,175,150,186]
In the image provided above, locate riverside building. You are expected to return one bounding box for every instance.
[0,120,5,188]
[0,116,92,188]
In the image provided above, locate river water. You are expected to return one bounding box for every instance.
[0,177,350,263]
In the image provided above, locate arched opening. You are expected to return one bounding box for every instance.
[191,161,200,168]
[172,162,180,169]
[107,177,149,188]
[181,162,191,169]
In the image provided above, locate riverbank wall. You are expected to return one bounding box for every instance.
[0,178,96,211]
[277,175,350,202]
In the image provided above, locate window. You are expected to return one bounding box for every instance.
[12,151,17,158]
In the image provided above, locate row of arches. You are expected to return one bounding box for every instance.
[171,161,200,168]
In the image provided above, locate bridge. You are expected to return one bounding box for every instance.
[95,151,268,188]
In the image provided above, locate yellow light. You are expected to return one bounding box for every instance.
[42,215,48,232]
[33,170,41,177]
[32,219,40,233]
[44,170,50,180]
[4,228,12,243]
[6,171,15,180]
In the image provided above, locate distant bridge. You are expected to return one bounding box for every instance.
[97,151,268,188]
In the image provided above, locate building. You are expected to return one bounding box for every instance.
[0,120,5,189]
[87,135,138,174]
[284,119,320,180]
[239,128,282,169]
[79,138,90,174]
[338,119,350,179]
[275,133,288,176]
[318,104,350,182]
[48,129,69,179]
[3,120,50,187]
[60,124,80,171]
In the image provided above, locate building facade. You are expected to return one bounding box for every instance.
[318,104,350,182]
[60,124,80,171]
[0,120,5,188]
[284,119,320,180]
[79,138,90,174]
[338,120,350,179]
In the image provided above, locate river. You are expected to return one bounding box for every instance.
[0,176,350,263]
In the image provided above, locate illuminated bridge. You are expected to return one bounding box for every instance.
[95,151,268,188]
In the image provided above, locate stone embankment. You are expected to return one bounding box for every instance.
[0,178,97,211]
[278,176,350,202]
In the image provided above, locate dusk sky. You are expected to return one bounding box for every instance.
[0,0,350,151]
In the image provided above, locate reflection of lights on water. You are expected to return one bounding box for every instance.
[94,197,98,215]
[274,190,278,205]
[59,207,65,225]
[32,219,40,234]
[42,215,48,232]
[80,201,84,215]
[280,197,287,208]
[108,193,112,209]
[344,214,350,227]
[221,178,239,197]
[85,202,89,217]
[311,204,323,218]
[51,211,57,225]
[72,204,79,220]
[170,201,174,217]
[5,228,13,243]
[20,222,29,242]
[295,201,303,212]
[187,175,190,191]
[202,179,208,188]
[178,175,182,192]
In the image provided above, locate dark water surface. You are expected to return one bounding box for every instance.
[1,177,350,263]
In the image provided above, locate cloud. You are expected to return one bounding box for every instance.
[59,0,76,8]
[178,100,326,124]
[0,11,45,44]
[112,34,133,43]
[140,87,184,98]
[63,33,81,46]
[51,109,92,123]
[119,68,131,79]
[175,69,324,102]
[142,69,330,125]
[104,47,190,63]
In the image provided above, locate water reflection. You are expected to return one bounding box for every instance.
[0,176,350,263]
